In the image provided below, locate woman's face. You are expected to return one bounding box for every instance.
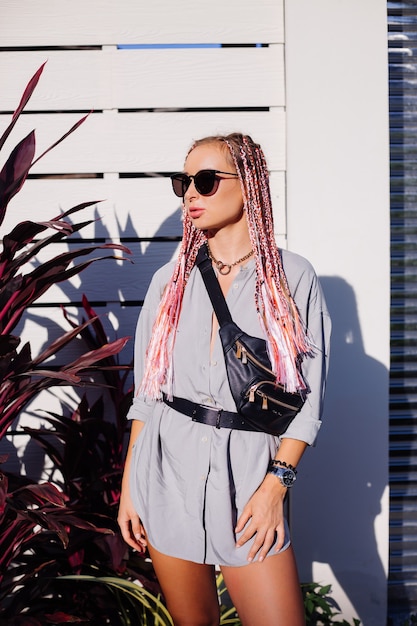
[183,143,245,233]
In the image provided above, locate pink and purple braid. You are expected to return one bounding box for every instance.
[224,133,312,391]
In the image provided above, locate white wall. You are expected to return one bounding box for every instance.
[285,2,390,625]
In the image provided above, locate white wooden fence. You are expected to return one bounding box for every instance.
[0,2,391,624]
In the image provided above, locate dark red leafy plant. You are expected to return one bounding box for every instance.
[0,64,160,624]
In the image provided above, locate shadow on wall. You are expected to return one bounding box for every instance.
[49,203,183,315]
[292,276,389,626]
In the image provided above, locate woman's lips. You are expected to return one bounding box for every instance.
[189,207,205,218]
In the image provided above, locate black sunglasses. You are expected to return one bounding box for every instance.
[170,169,239,198]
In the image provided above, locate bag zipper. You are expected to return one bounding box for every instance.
[235,340,275,377]
[247,381,299,411]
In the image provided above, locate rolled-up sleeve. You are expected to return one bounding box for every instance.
[126,262,175,423]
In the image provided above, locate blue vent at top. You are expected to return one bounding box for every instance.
[117,44,222,49]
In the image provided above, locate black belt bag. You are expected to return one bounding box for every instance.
[195,245,306,436]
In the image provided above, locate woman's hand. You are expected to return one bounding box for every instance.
[235,473,287,562]
[117,484,147,552]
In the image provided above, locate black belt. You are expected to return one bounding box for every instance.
[162,394,253,431]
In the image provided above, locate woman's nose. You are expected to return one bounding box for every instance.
[184,180,198,201]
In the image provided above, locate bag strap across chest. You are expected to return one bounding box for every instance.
[195,244,233,327]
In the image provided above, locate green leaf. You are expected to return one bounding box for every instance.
[58,576,174,625]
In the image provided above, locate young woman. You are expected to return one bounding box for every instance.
[118,133,331,626]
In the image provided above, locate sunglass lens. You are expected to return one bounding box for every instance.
[195,170,216,195]
[171,174,190,197]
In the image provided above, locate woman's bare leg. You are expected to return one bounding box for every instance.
[221,545,305,626]
[147,542,220,626]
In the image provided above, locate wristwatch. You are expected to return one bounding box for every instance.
[268,465,297,488]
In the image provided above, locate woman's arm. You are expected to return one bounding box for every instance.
[118,419,147,551]
[235,438,307,562]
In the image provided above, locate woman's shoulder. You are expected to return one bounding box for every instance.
[152,259,177,283]
[144,260,177,302]
[279,248,324,308]
[280,247,317,280]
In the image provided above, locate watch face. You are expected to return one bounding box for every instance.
[282,469,294,487]
[269,465,296,486]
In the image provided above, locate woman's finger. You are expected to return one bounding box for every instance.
[246,526,268,562]
[274,522,286,552]
[119,519,139,550]
[235,518,257,547]
[118,513,146,552]
[131,516,147,546]
[257,528,277,562]
[235,507,251,534]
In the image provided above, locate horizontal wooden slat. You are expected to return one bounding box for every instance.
[19,239,179,303]
[0,110,285,173]
[1,173,287,238]
[2,178,184,239]
[0,46,284,110]
[0,0,283,46]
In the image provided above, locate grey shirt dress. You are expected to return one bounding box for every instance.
[128,248,331,567]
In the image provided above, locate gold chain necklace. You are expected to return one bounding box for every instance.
[206,242,254,276]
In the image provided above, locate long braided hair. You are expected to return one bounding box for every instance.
[138,133,312,399]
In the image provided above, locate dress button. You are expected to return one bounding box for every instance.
[202,436,208,443]
[211,360,217,366]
